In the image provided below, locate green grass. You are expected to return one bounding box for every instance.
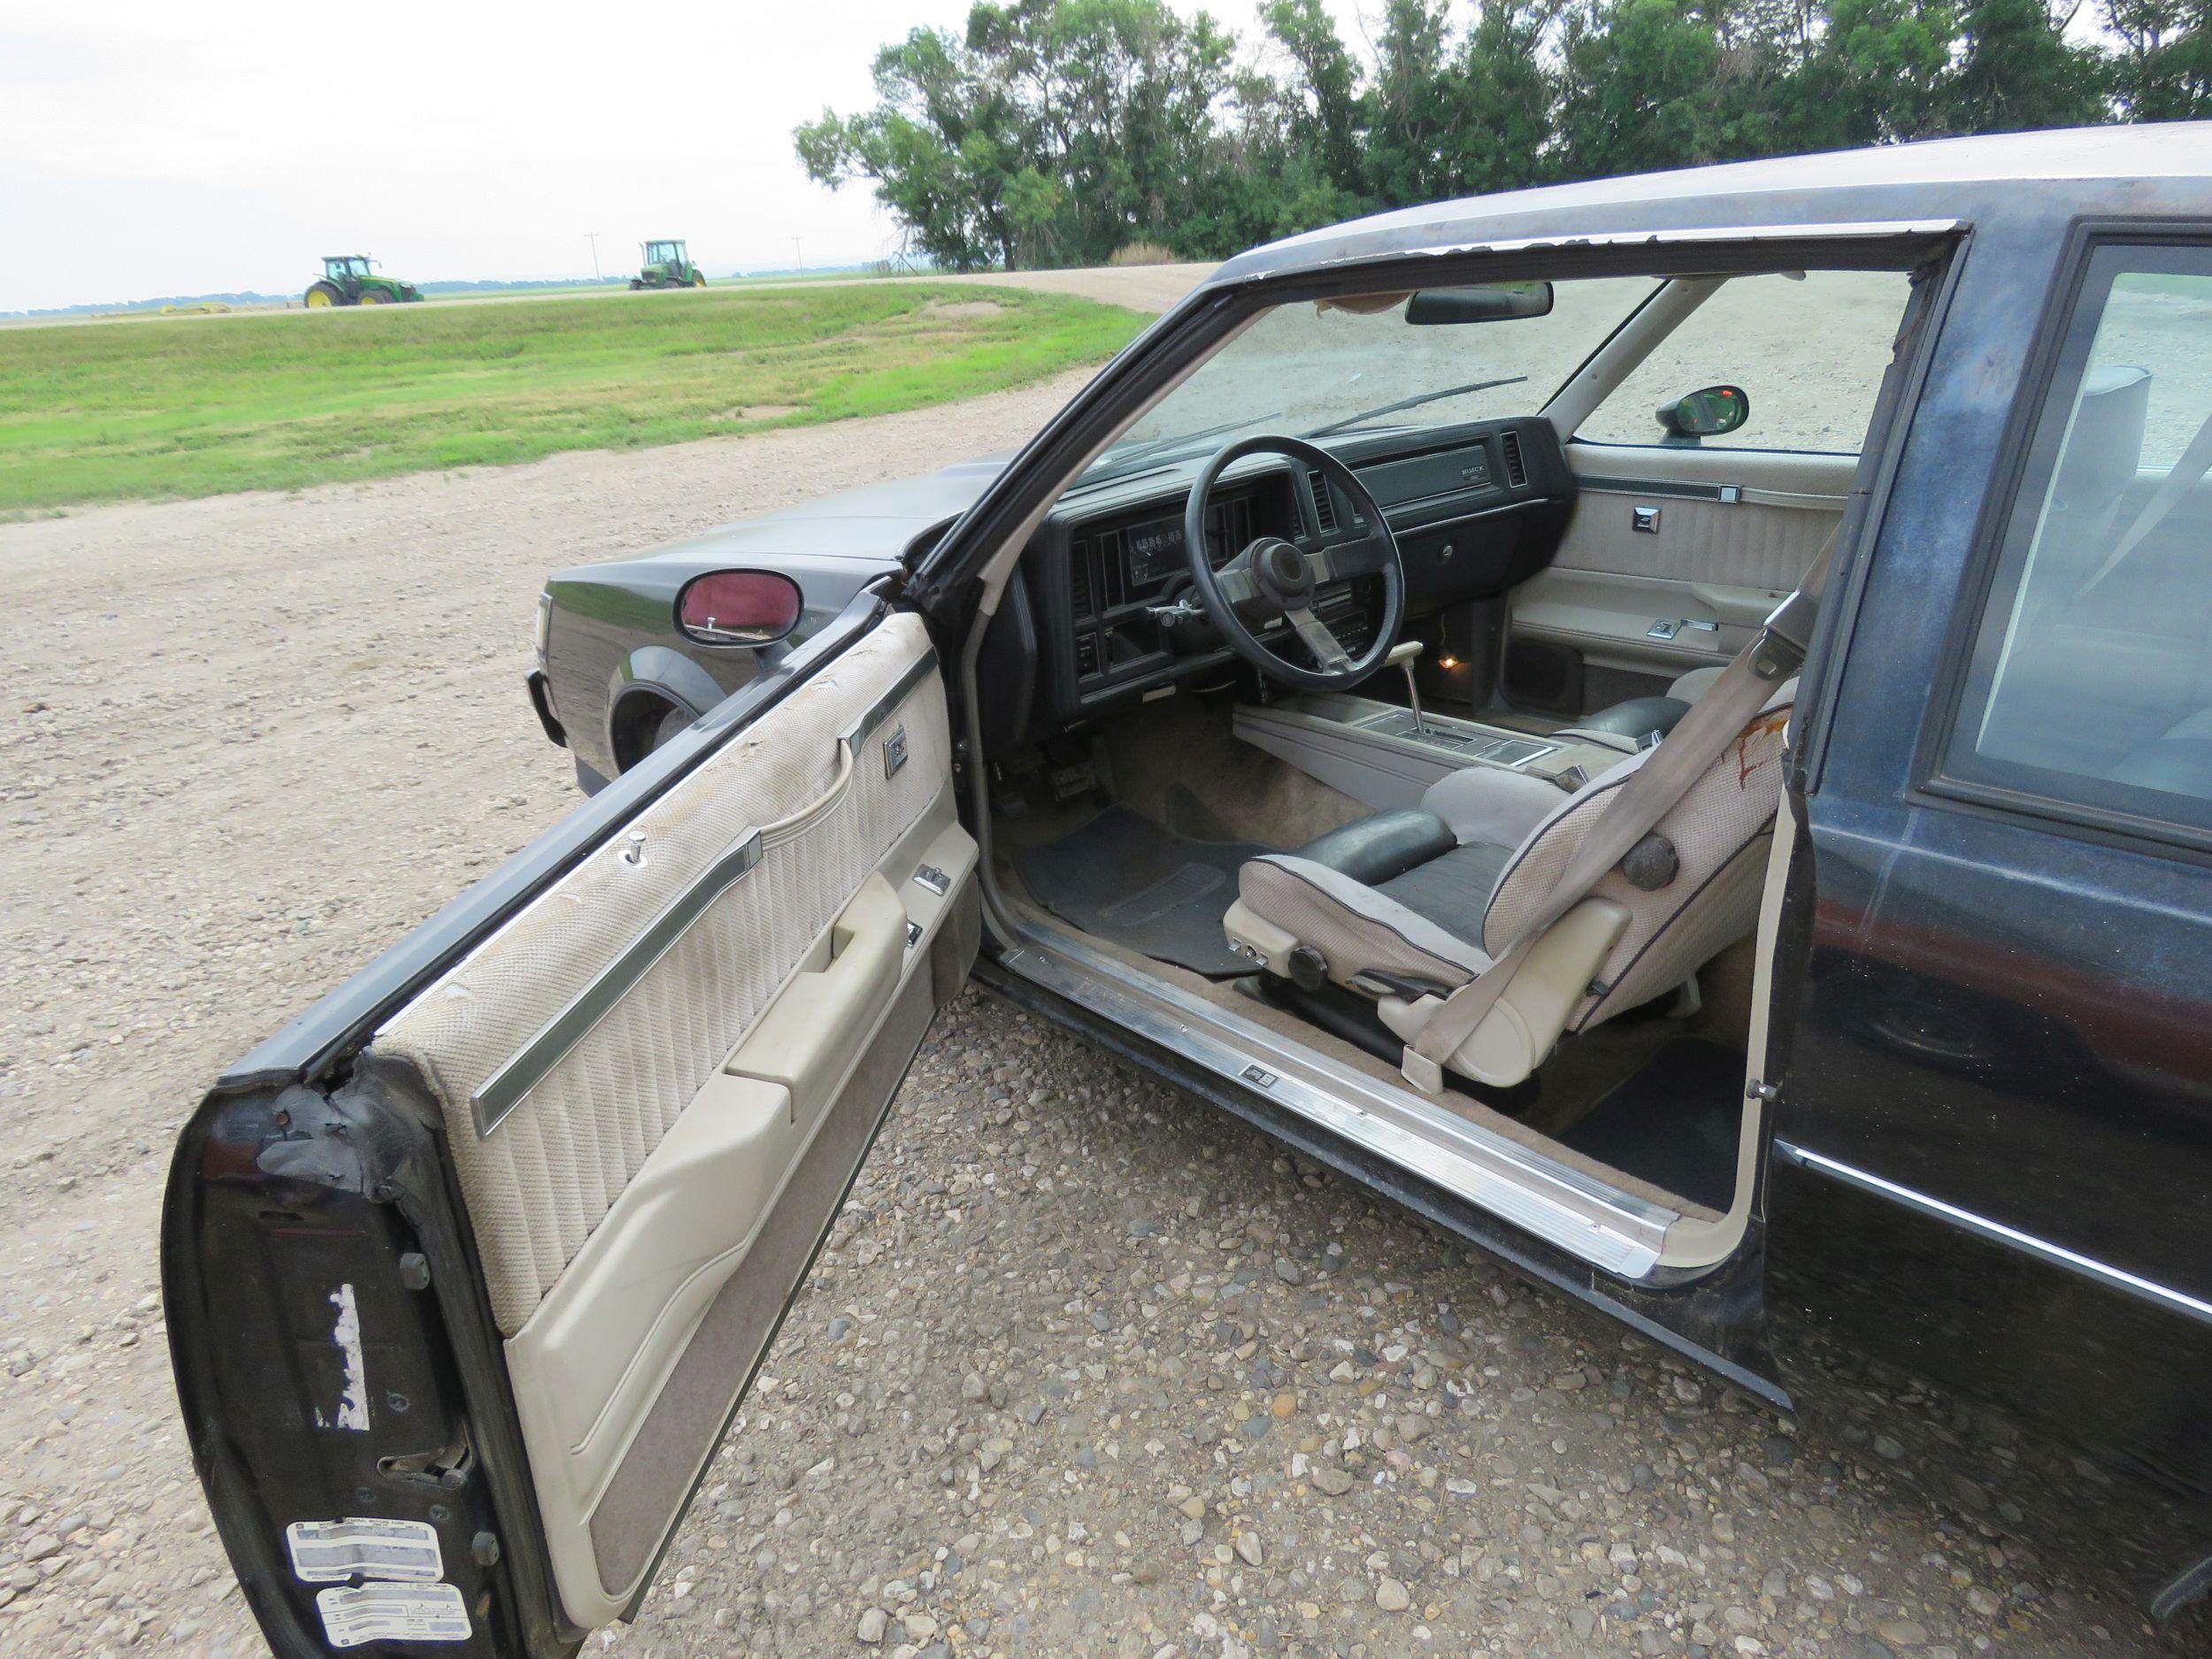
[0,284,1145,514]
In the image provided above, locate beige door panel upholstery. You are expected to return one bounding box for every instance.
[1511,445,1849,687]
[1558,444,1851,587]
[1509,567,1756,680]
[366,613,978,1630]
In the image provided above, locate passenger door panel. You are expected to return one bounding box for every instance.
[1507,445,1850,709]
[167,610,979,1656]
[365,612,970,1627]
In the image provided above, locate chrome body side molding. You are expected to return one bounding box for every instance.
[1775,1141,2212,1326]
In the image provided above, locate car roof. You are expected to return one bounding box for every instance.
[1210,123,2212,285]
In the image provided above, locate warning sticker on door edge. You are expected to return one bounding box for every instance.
[286,1517,444,1584]
[315,1581,472,1647]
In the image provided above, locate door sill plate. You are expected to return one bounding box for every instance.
[996,918,1673,1279]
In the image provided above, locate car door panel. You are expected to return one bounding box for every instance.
[1508,446,1850,704]
[166,606,978,1657]
[363,611,966,1627]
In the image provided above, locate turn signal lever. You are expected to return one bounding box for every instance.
[1148,596,1219,656]
[1386,639,1427,736]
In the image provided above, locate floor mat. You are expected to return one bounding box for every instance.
[1013,806,1277,979]
[1555,1035,1743,1212]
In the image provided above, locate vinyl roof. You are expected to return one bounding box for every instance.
[1210,123,2212,284]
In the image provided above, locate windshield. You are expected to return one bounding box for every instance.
[1087,275,1661,481]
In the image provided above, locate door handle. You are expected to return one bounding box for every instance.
[724,873,907,1115]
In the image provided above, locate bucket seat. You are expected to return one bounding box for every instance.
[1223,677,1794,1090]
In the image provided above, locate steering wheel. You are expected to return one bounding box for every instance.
[1182,434,1406,692]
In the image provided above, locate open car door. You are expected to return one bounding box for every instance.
[163,603,978,1656]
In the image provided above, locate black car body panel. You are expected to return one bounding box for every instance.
[1762,197,2212,1606]
[536,459,1004,781]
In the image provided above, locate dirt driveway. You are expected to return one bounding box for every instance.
[0,265,2193,1659]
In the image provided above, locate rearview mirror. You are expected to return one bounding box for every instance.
[675,569,803,647]
[1404,282,1554,325]
[1655,384,1749,440]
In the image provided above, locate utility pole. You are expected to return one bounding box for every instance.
[794,236,803,275]
[586,232,602,284]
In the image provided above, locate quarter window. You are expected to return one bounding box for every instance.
[1946,242,2212,835]
[1578,271,1915,454]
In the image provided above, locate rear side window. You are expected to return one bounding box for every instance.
[1577,271,1914,455]
[1943,242,2212,839]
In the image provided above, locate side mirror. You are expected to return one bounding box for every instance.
[1404,282,1554,325]
[1655,385,1749,440]
[675,569,803,647]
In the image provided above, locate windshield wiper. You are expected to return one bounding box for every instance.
[1302,375,1529,442]
[1087,413,1280,480]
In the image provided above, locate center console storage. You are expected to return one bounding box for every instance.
[1234,693,1625,813]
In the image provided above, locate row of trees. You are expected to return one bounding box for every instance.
[794,0,2212,272]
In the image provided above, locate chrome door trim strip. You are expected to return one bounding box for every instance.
[840,647,940,754]
[999,919,1672,1278]
[1775,1141,2212,1325]
[472,828,765,1137]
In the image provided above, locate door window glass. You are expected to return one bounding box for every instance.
[1578,270,1915,454]
[1947,242,2212,834]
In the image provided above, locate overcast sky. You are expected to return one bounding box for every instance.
[0,0,1371,312]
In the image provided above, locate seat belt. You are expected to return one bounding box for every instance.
[1401,534,1836,1094]
[2070,406,2212,602]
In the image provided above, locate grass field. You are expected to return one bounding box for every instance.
[0,284,1145,514]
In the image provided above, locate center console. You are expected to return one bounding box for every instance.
[1233,692,1626,813]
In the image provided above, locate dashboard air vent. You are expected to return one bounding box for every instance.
[1068,539,1095,619]
[1100,529,1126,610]
[1307,470,1338,534]
[1500,431,1527,490]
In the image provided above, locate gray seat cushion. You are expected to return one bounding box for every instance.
[1372,840,1514,943]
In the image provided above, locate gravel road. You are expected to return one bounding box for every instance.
[0,264,2198,1659]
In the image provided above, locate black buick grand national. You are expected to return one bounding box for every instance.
[170,126,2212,1655]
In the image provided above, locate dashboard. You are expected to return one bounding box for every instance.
[976,416,1575,755]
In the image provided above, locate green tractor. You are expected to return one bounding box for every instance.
[631,239,708,290]
[304,255,423,309]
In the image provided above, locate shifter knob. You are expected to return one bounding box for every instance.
[1386,640,1430,737]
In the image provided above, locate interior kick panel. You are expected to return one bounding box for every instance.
[1030,417,1574,731]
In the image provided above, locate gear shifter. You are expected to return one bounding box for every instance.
[1386,639,1428,737]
